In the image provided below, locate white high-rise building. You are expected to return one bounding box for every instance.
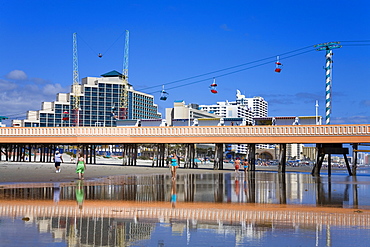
[198,90,268,156]
[198,90,267,122]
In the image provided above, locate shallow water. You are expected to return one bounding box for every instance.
[1,215,370,247]
[1,170,370,246]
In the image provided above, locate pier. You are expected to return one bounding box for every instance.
[1,124,370,175]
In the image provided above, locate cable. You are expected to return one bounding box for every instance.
[138,44,316,91]
[102,31,126,56]
[340,44,370,46]
[147,48,316,94]
[3,40,367,118]
[338,40,370,43]
[77,31,126,57]
[77,33,99,56]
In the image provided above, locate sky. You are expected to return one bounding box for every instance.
[1,0,370,126]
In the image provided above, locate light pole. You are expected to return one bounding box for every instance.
[188,106,192,126]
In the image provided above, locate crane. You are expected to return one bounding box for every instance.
[118,30,129,119]
[72,32,81,126]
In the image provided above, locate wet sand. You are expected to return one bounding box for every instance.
[0,155,314,184]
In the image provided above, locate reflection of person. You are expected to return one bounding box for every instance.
[54,151,63,173]
[243,178,248,200]
[76,180,84,209]
[234,177,240,201]
[53,183,60,204]
[170,179,177,208]
[170,153,179,180]
[76,154,86,180]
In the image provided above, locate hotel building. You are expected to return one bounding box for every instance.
[18,71,161,127]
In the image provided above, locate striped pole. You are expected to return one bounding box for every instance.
[314,42,341,125]
[325,49,333,125]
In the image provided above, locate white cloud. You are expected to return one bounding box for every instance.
[220,24,232,31]
[0,72,69,122]
[332,116,370,124]
[362,100,370,106]
[42,83,64,96]
[0,79,17,90]
[6,70,28,80]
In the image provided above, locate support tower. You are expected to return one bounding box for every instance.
[314,42,341,125]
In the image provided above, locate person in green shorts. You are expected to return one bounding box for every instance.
[76,154,86,180]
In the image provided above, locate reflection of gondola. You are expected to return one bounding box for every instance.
[62,111,69,121]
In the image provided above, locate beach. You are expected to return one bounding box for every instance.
[0,154,316,184]
[0,156,232,184]
[1,155,370,231]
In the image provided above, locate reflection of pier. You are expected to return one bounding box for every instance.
[0,172,365,209]
[1,203,370,227]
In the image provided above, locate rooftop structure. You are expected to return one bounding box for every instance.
[165,101,220,126]
[0,116,8,127]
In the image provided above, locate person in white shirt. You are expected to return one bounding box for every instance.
[54,151,64,173]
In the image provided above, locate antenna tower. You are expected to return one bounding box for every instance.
[119,30,129,119]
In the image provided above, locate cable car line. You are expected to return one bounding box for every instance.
[76,33,99,57]
[77,31,126,58]
[338,40,370,43]
[340,44,370,47]
[139,44,316,92]
[100,31,126,57]
[4,40,368,120]
[147,48,316,95]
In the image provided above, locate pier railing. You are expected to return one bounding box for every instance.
[0,124,370,144]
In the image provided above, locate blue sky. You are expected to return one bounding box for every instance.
[1,0,369,125]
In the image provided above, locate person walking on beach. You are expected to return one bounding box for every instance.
[234,158,241,174]
[242,159,249,175]
[76,154,86,180]
[54,150,63,173]
[170,153,179,180]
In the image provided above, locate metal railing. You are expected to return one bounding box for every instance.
[1,124,370,137]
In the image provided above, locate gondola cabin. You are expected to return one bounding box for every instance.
[275,56,283,73]
[160,90,169,101]
[210,83,218,94]
[275,61,282,73]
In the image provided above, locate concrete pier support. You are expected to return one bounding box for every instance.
[311,144,352,176]
[351,143,358,175]
[213,143,224,170]
[278,144,286,173]
[184,144,196,168]
[248,144,256,171]
[122,144,138,166]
